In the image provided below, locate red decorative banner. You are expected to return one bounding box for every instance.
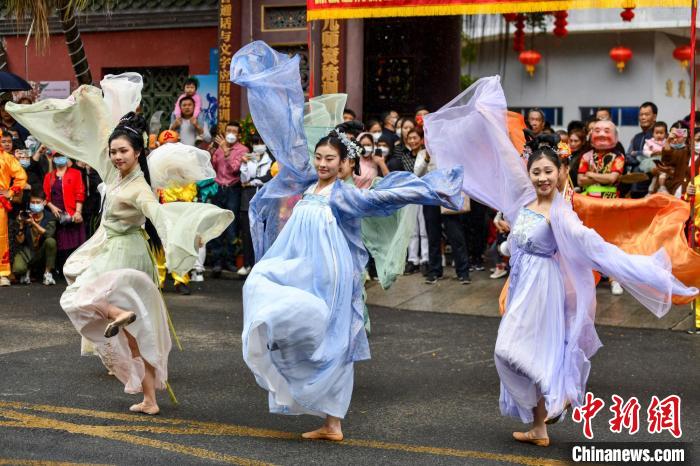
[307,0,687,21]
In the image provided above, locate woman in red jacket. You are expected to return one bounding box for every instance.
[43,154,85,263]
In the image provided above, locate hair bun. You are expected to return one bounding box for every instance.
[524,130,560,154]
[116,111,148,135]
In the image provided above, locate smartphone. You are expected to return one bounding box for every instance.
[374,148,383,157]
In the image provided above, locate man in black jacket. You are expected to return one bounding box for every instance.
[626,102,657,198]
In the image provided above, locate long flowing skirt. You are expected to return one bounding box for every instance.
[242,199,355,418]
[494,253,568,423]
[60,227,171,394]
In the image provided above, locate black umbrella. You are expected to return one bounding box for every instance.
[0,71,31,91]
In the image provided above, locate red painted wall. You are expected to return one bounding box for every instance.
[3,27,218,84]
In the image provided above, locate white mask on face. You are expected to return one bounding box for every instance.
[379,146,390,156]
[252,144,266,154]
[362,145,374,156]
[225,133,237,144]
[695,142,700,153]
[371,132,382,142]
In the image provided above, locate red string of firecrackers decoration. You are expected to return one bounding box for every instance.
[553,11,568,38]
[620,7,635,22]
[504,13,527,53]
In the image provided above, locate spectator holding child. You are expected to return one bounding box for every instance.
[173,77,202,119]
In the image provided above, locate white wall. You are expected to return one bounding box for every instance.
[465,29,694,145]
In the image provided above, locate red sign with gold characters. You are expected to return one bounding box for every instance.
[218,0,234,134]
[307,0,689,21]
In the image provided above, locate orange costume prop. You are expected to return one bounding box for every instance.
[499,193,700,314]
[0,148,28,277]
[573,193,700,305]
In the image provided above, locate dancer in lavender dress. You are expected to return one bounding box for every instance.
[424,77,698,446]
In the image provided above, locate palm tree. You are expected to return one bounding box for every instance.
[0,38,8,72]
[5,0,93,85]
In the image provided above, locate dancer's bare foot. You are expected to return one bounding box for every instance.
[301,427,343,441]
[513,429,549,447]
[129,402,160,415]
[104,312,136,338]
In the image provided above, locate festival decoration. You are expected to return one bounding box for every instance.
[553,11,568,38]
[673,45,693,69]
[519,50,542,77]
[307,0,687,20]
[609,46,633,72]
[513,14,526,52]
[620,7,635,22]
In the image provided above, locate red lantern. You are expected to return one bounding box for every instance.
[503,13,517,22]
[553,10,568,38]
[673,45,693,69]
[519,50,542,77]
[620,7,635,22]
[609,46,633,72]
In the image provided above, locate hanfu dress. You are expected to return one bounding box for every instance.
[232,41,464,418]
[423,76,698,423]
[7,77,233,395]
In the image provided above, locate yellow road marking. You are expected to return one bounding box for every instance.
[0,409,270,466]
[0,401,569,465]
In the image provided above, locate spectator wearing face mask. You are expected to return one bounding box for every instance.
[354,133,389,189]
[210,121,248,277]
[13,190,57,285]
[366,119,382,145]
[380,111,399,146]
[43,153,85,271]
[238,136,275,276]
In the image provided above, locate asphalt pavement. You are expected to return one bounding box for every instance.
[0,277,697,465]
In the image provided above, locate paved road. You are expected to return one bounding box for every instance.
[0,278,697,465]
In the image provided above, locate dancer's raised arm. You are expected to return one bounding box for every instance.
[424,76,535,224]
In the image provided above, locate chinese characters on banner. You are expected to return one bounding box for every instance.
[572,392,682,439]
[321,19,340,94]
[218,0,234,134]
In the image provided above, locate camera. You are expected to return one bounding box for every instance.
[17,210,31,222]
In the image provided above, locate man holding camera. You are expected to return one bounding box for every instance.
[1,133,27,286]
[13,191,57,285]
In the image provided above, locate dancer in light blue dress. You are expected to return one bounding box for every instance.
[232,41,463,440]
[424,77,698,446]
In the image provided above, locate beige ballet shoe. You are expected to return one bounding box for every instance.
[104,312,136,338]
[129,402,160,415]
[301,429,344,441]
[513,431,549,447]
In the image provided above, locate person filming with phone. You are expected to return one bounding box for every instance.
[13,190,57,285]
